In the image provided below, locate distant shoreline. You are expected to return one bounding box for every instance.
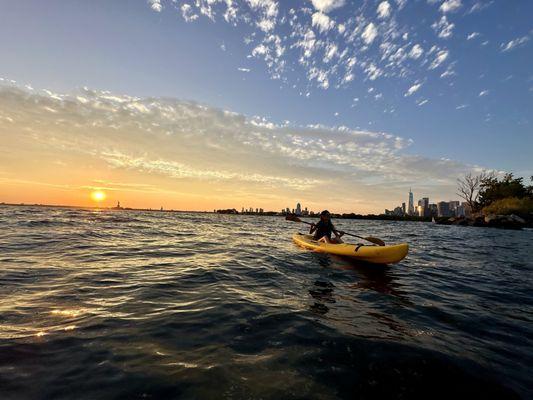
[0,202,431,222]
[0,202,208,214]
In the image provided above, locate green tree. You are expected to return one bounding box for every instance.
[478,173,532,208]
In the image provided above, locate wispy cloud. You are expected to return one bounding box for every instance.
[311,12,334,33]
[466,1,493,14]
[500,36,530,52]
[377,1,391,19]
[0,82,483,211]
[361,22,378,45]
[149,0,455,93]
[429,50,449,69]
[439,0,462,13]
[149,0,162,13]
[409,44,424,59]
[310,0,346,13]
[404,83,422,97]
[432,16,454,39]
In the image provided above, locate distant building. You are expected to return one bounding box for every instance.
[417,197,430,217]
[295,203,302,216]
[428,204,438,217]
[408,189,414,216]
[437,201,452,217]
[402,202,406,216]
[455,204,466,217]
[462,202,472,218]
[448,201,460,212]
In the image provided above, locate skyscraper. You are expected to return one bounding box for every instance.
[408,189,414,216]
[296,203,302,215]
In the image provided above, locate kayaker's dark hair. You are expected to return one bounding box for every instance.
[320,210,330,216]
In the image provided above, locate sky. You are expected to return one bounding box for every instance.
[0,0,532,213]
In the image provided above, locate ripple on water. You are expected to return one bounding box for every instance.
[0,206,532,398]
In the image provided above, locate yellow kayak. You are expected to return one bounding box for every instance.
[292,233,408,264]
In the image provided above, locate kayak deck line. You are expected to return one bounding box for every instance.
[292,233,408,265]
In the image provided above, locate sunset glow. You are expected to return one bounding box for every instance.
[90,191,106,203]
[0,1,531,213]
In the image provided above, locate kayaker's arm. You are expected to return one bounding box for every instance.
[309,223,317,234]
[332,224,344,237]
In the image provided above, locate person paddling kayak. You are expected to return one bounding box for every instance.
[309,210,344,244]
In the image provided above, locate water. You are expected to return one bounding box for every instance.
[1,205,532,399]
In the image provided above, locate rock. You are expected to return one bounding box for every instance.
[451,217,468,226]
[472,216,486,227]
[508,214,526,224]
[484,214,524,230]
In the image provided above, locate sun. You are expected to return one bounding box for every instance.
[90,190,106,202]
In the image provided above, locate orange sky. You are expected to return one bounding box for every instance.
[0,83,466,214]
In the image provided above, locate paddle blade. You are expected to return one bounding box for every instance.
[365,237,386,246]
[285,214,302,223]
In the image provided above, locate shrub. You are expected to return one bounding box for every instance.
[482,197,533,216]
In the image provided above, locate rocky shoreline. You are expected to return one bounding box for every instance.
[435,214,531,230]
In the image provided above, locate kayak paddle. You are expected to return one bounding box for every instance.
[285,215,386,246]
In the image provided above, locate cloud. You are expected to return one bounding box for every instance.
[479,90,489,97]
[238,67,251,72]
[440,66,456,78]
[439,0,461,13]
[308,67,330,89]
[156,0,454,94]
[0,82,483,212]
[377,1,392,19]
[467,32,479,40]
[432,16,454,38]
[361,23,378,45]
[181,4,198,22]
[311,12,334,33]
[429,49,449,69]
[149,0,162,12]
[405,83,422,97]
[309,0,346,13]
[409,44,423,59]
[467,1,493,14]
[500,36,530,52]
[456,104,468,109]
[364,63,382,80]
[417,99,429,106]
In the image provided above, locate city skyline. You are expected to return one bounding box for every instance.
[1,1,532,214]
[385,188,469,217]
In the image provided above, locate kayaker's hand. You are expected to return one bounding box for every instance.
[310,223,316,228]
[338,231,345,237]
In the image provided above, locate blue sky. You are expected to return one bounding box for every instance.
[0,0,532,212]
